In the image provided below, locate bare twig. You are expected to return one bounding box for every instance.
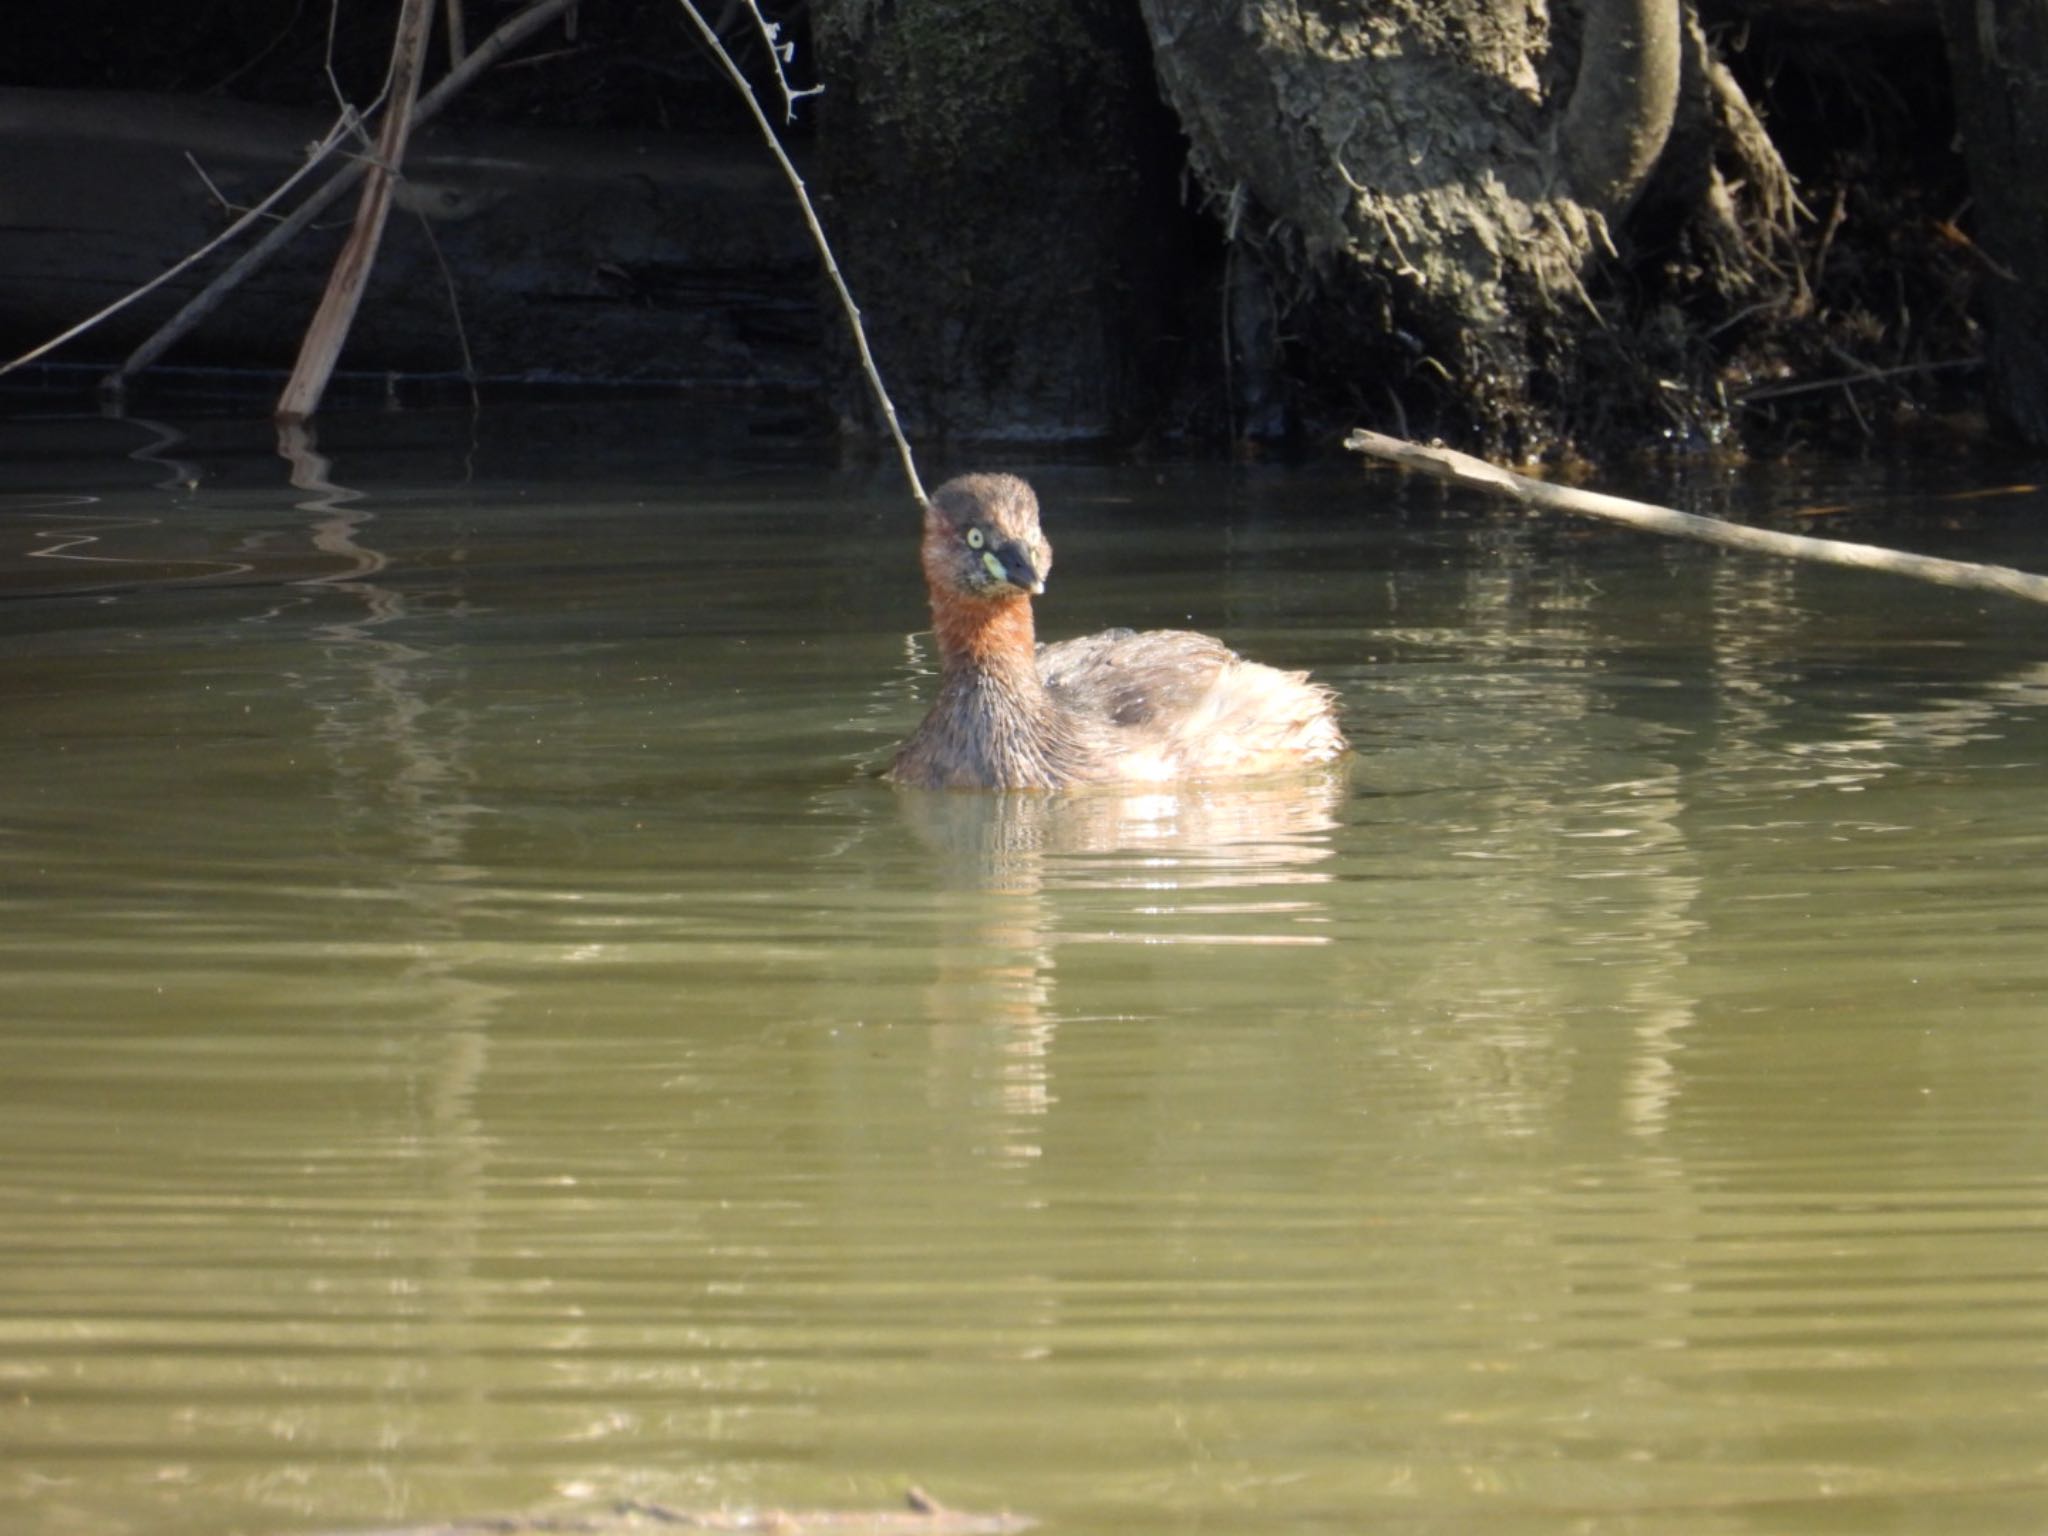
[322,0,381,125]
[106,0,578,392]
[675,0,927,505]
[277,0,436,422]
[0,113,357,380]
[743,2,824,122]
[1736,356,1982,405]
[1343,427,2048,607]
[183,153,238,218]
[207,0,309,95]
[1932,214,2020,284]
[409,202,481,411]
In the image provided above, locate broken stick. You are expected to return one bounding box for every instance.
[275,0,436,423]
[1343,428,2048,607]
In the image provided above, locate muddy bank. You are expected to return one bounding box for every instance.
[0,2,2021,457]
[0,87,819,400]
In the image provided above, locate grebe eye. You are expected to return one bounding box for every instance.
[965,527,985,550]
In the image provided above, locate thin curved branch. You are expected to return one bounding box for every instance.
[1345,427,2048,606]
[674,0,927,506]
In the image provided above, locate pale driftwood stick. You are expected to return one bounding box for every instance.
[1343,427,2048,607]
[0,114,357,380]
[275,0,437,422]
[675,0,928,506]
[107,0,577,392]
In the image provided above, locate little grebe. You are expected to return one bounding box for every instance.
[888,473,1347,790]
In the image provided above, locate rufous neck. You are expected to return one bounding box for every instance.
[930,590,1039,678]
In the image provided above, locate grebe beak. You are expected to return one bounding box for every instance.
[994,540,1046,595]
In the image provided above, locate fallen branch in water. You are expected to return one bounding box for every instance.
[105,0,579,395]
[675,0,927,506]
[274,0,436,422]
[1343,427,2048,607]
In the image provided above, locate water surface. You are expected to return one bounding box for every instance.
[4,407,2048,1536]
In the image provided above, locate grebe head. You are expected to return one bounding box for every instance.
[922,473,1052,600]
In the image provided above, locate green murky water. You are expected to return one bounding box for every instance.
[4,406,2048,1536]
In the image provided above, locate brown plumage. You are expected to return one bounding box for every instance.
[888,473,1347,790]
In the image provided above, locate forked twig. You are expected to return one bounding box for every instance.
[744,5,824,122]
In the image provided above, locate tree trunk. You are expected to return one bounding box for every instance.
[811,0,1185,441]
[1943,0,2048,445]
[1136,0,1790,455]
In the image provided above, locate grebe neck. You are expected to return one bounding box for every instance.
[930,591,1042,684]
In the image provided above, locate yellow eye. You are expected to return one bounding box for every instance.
[965,527,985,550]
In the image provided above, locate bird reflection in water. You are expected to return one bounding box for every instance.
[894,767,1349,1163]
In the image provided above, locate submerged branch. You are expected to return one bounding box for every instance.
[1343,428,2048,606]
